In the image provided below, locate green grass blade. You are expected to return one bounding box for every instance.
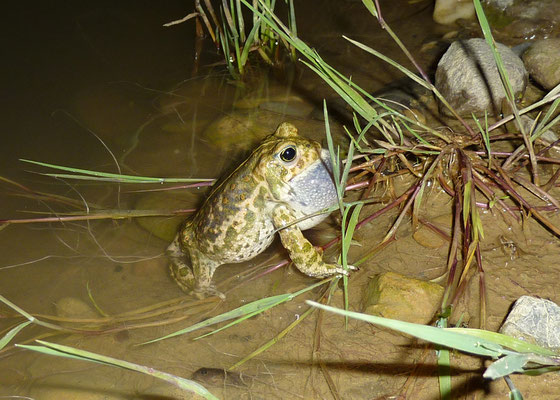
[533,97,560,136]
[435,317,451,400]
[0,294,36,322]
[0,321,32,350]
[20,159,212,184]
[194,278,333,340]
[323,101,344,216]
[17,341,218,400]
[307,301,506,358]
[539,113,560,139]
[437,346,452,400]
[342,203,363,261]
[343,36,430,90]
[449,328,557,356]
[474,0,540,183]
[340,140,355,196]
[522,366,560,376]
[484,353,531,380]
[473,112,492,167]
[287,0,297,59]
[144,279,332,344]
[193,308,264,340]
[544,82,560,100]
[235,0,245,42]
[473,0,515,103]
[141,293,291,344]
[360,0,379,17]
[240,19,261,66]
[228,305,315,370]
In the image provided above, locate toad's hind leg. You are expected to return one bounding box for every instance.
[189,247,225,299]
[167,233,196,292]
[167,233,225,299]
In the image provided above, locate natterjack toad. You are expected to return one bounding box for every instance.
[167,122,350,298]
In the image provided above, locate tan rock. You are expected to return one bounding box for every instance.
[362,272,444,325]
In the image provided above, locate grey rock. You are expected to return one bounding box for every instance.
[522,38,560,90]
[499,295,560,351]
[435,38,528,117]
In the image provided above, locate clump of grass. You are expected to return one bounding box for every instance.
[168,0,297,78]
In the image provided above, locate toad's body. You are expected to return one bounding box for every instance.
[167,122,348,298]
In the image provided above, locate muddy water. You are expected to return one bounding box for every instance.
[1,1,559,399]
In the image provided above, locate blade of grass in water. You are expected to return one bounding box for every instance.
[20,159,212,184]
[228,304,316,370]
[307,301,559,381]
[141,293,291,344]
[435,318,451,400]
[17,340,218,400]
[323,101,345,216]
[307,301,536,358]
[142,278,332,344]
[0,321,32,351]
[0,208,194,225]
[450,328,557,356]
[192,278,335,339]
[340,202,363,327]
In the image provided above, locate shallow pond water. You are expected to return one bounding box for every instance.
[2,1,560,399]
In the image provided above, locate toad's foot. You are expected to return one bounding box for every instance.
[307,263,357,278]
[273,205,358,279]
[192,285,226,300]
[169,263,225,300]
[324,264,358,276]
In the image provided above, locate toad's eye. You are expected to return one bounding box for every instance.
[279,145,297,162]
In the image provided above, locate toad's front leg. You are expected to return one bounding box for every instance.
[272,205,352,278]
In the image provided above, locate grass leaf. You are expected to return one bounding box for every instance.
[141,293,291,344]
[0,321,32,350]
[17,341,218,400]
[307,301,507,358]
[484,353,531,380]
[20,159,212,184]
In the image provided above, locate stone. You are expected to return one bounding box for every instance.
[54,297,98,319]
[435,39,528,117]
[499,295,560,351]
[482,0,560,41]
[362,272,444,325]
[522,38,560,90]
[433,0,475,25]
